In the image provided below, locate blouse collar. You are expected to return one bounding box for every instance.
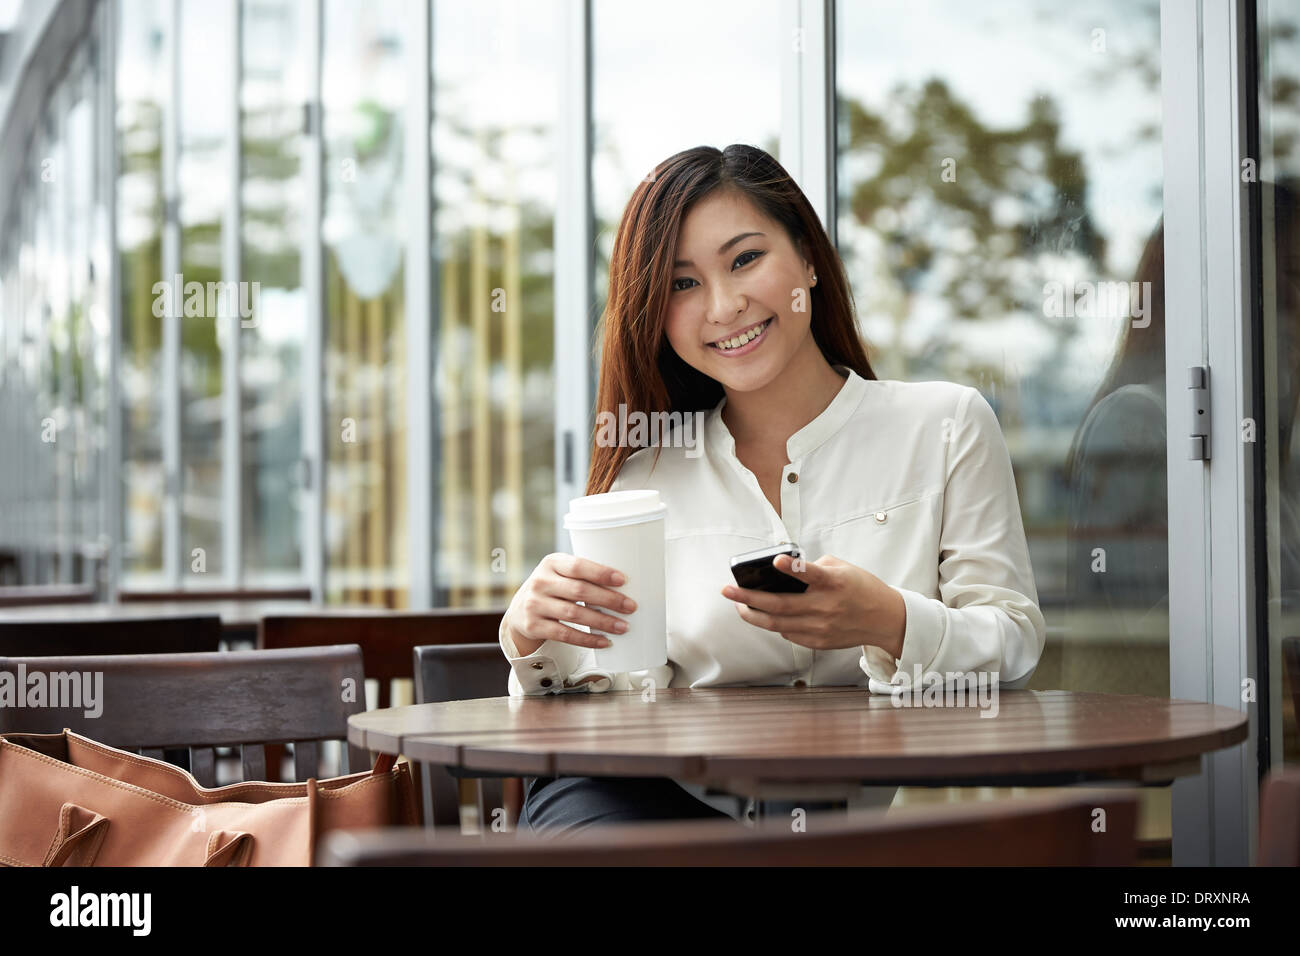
[706,364,868,462]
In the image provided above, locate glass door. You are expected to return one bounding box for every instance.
[835,0,1174,856]
[1252,0,1300,779]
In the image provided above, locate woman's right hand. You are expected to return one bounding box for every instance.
[502,553,637,657]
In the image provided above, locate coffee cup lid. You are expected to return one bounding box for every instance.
[564,490,666,529]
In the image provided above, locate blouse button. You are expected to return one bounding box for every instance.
[787,472,798,483]
[793,679,807,688]
[539,678,553,688]
[875,511,887,523]
[530,661,545,670]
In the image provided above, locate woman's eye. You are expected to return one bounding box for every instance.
[671,251,764,292]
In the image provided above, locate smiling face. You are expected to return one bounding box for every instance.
[664,188,819,395]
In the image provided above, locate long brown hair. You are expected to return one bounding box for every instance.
[587,144,877,495]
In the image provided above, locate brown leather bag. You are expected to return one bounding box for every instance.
[0,729,419,866]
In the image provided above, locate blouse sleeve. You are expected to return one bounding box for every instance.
[859,386,1047,693]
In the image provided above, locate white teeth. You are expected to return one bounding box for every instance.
[712,319,769,351]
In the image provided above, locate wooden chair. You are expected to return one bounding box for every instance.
[257,609,505,783]
[0,646,372,785]
[0,615,223,656]
[259,609,506,707]
[0,584,97,607]
[1258,766,1300,866]
[117,586,312,603]
[318,788,1140,866]
[413,643,520,830]
[1283,636,1300,746]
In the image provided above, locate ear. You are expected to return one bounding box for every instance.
[798,238,815,277]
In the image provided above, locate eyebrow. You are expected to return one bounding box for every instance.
[673,231,765,269]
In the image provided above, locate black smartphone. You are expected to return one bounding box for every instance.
[729,543,808,594]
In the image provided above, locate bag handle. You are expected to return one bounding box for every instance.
[304,752,401,864]
[44,803,110,867]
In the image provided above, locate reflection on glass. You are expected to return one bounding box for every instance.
[836,0,1168,843]
[322,0,407,607]
[1255,5,1300,770]
[240,0,305,580]
[177,0,229,578]
[67,62,105,586]
[431,0,561,607]
[0,12,108,590]
[44,97,73,581]
[117,0,167,578]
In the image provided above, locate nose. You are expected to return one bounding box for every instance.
[704,277,747,329]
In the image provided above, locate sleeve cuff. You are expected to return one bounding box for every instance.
[860,585,946,692]
[499,619,615,697]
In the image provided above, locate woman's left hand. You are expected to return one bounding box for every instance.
[720,554,907,658]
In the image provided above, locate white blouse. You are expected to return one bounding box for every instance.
[499,366,1046,700]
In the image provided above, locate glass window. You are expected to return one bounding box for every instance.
[67,58,103,587]
[322,0,407,607]
[117,0,168,580]
[35,111,59,581]
[1254,3,1300,771]
[431,0,563,607]
[177,0,231,579]
[240,0,306,581]
[836,0,1167,841]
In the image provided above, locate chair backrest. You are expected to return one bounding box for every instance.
[318,789,1140,866]
[117,586,312,603]
[1283,637,1300,755]
[0,584,98,608]
[1259,766,1300,866]
[0,615,222,657]
[0,645,369,785]
[260,609,505,708]
[414,642,511,704]
[412,643,513,828]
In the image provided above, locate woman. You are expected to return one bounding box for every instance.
[499,144,1046,833]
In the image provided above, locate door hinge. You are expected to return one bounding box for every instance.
[1188,365,1210,460]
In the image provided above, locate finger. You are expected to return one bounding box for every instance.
[549,553,626,588]
[731,600,809,634]
[719,582,804,614]
[538,619,614,650]
[537,595,628,636]
[772,552,827,584]
[731,601,829,643]
[546,575,637,615]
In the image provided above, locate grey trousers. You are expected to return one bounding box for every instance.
[518,774,856,835]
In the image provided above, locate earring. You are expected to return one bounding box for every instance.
[811,274,818,285]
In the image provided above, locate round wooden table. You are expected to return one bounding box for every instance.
[347,687,1249,800]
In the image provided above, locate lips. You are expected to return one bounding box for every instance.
[708,317,773,354]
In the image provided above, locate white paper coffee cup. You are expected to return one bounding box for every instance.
[563,489,667,673]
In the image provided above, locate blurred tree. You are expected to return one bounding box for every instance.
[842,78,1106,395]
